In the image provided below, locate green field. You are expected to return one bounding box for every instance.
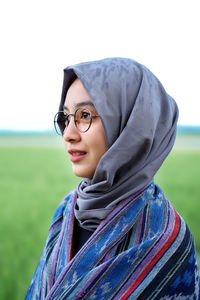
[0,133,200,299]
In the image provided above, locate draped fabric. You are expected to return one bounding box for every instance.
[58,57,179,230]
[25,183,200,299]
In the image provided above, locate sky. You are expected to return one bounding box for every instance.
[0,0,199,131]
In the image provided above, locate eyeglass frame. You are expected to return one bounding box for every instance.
[54,108,100,136]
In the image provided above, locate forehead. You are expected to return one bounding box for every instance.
[64,78,92,110]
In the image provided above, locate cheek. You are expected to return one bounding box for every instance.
[90,127,108,159]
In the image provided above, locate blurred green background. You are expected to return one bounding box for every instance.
[0,129,200,300]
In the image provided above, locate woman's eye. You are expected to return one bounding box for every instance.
[81,111,90,120]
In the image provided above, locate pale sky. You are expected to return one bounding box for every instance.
[0,0,199,131]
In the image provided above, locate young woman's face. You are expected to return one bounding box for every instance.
[63,78,108,178]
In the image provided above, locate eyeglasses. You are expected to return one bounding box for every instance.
[54,107,99,135]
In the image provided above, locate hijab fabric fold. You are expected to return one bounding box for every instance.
[59,58,178,231]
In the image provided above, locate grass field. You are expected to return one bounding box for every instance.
[0,133,200,299]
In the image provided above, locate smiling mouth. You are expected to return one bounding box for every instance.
[72,152,86,156]
[68,151,87,162]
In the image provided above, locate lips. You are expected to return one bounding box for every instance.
[70,152,86,156]
[68,149,87,162]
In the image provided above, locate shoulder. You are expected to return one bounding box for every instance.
[135,183,197,279]
[123,184,200,298]
[150,184,191,250]
[148,185,199,292]
[51,190,76,222]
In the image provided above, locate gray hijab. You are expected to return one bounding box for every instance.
[59,57,178,231]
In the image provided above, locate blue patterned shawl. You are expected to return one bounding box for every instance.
[26,183,200,299]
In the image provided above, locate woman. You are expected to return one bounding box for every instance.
[26,58,200,299]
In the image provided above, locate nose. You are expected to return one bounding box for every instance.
[63,117,81,143]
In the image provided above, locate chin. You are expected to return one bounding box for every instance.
[72,166,94,179]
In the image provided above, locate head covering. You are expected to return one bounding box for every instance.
[59,57,178,231]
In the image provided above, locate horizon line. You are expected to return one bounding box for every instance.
[0,124,200,134]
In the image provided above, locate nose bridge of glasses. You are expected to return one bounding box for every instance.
[62,113,77,137]
[66,113,77,127]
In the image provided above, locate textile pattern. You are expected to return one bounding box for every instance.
[26,183,200,299]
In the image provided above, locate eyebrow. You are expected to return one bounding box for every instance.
[63,101,94,111]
